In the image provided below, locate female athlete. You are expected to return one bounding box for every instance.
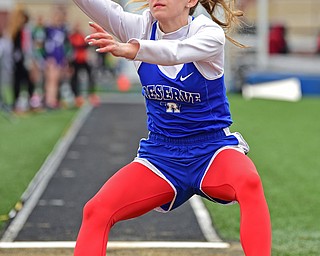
[72,0,272,255]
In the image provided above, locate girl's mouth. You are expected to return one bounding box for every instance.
[154,3,165,8]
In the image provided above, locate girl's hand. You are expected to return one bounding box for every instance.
[85,22,139,60]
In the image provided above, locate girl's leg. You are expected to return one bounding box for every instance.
[86,63,100,107]
[84,62,95,94]
[44,59,60,108]
[25,67,35,100]
[201,149,271,256]
[70,63,80,98]
[13,67,22,110]
[74,162,175,256]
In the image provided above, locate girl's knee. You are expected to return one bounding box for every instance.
[82,197,114,226]
[236,170,265,201]
[220,149,264,195]
[82,199,96,221]
[243,171,262,191]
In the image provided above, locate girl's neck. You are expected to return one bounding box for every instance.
[158,16,189,34]
[158,17,190,34]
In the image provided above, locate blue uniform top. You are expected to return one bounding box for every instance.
[44,26,68,65]
[138,22,232,138]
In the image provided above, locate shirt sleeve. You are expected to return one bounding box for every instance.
[130,17,225,66]
[72,0,152,42]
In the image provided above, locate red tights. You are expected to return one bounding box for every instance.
[202,149,271,255]
[74,149,271,256]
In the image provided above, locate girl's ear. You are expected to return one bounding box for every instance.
[187,0,199,8]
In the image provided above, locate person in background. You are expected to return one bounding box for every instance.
[0,28,13,111]
[31,15,47,109]
[69,22,100,108]
[9,6,36,113]
[316,31,320,54]
[72,0,272,255]
[43,6,70,109]
[269,24,289,54]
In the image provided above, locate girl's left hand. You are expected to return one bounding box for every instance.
[85,22,139,60]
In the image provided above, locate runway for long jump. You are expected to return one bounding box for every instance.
[0,94,243,256]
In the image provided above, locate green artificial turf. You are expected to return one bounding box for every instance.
[0,109,77,227]
[204,95,320,256]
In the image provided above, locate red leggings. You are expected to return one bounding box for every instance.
[74,149,271,256]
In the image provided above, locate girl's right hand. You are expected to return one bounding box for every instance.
[85,21,139,60]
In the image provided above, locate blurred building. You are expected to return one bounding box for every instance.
[0,0,318,53]
[238,0,320,97]
[1,0,319,93]
[244,0,320,54]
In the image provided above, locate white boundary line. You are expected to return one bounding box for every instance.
[189,196,222,242]
[0,105,93,242]
[0,241,230,249]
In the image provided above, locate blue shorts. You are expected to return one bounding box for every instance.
[134,128,249,212]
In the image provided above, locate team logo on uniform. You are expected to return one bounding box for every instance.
[180,72,194,82]
[164,102,181,113]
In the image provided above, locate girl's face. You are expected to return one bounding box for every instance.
[148,0,198,32]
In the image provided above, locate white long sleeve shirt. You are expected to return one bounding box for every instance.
[73,0,226,80]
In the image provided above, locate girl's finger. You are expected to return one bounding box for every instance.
[86,39,96,46]
[96,45,115,53]
[87,38,114,49]
[88,21,105,33]
[85,32,112,42]
[88,32,112,39]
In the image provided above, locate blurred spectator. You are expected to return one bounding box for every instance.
[316,31,320,54]
[31,16,46,97]
[0,28,13,110]
[69,23,100,107]
[9,6,36,113]
[43,6,70,109]
[269,24,289,54]
[0,29,12,88]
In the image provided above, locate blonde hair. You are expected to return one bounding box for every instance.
[128,0,245,47]
[8,5,28,40]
